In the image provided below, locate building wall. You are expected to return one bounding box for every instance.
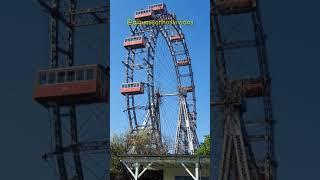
[163,167,210,180]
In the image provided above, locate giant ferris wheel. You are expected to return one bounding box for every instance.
[211,0,277,179]
[120,3,199,155]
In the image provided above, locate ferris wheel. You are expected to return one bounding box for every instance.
[211,0,277,179]
[120,3,199,154]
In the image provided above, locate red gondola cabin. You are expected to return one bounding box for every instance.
[242,79,264,97]
[33,64,109,106]
[148,3,166,14]
[176,58,190,66]
[170,34,184,42]
[134,9,154,21]
[121,82,144,95]
[216,0,256,12]
[124,36,146,50]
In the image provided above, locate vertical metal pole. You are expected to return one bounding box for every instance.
[66,0,84,178]
[53,106,68,180]
[195,162,199,180]
[175,99,183,154]
[50,0,59,68]
[50,0,68,179]
[134,163,139,180]
[70,106,84,180]
[67,0,76,66]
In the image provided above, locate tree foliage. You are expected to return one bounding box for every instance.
[195,135,210,156]
[110,131,170,175]
[110,133,127,174]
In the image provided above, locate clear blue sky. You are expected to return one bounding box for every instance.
[110,0,210,144]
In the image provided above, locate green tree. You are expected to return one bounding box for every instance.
[195,135,210,156]
[110,131,170,176]
[110,133,127,175]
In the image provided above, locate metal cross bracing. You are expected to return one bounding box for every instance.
[211,0,277,180]
[37,0,109,180]
[122,4,198,155]
[118,155,209,180]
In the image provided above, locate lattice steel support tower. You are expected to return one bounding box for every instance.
[211,0,277,179]
[175,93,199,154]
[38,0,109,179]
